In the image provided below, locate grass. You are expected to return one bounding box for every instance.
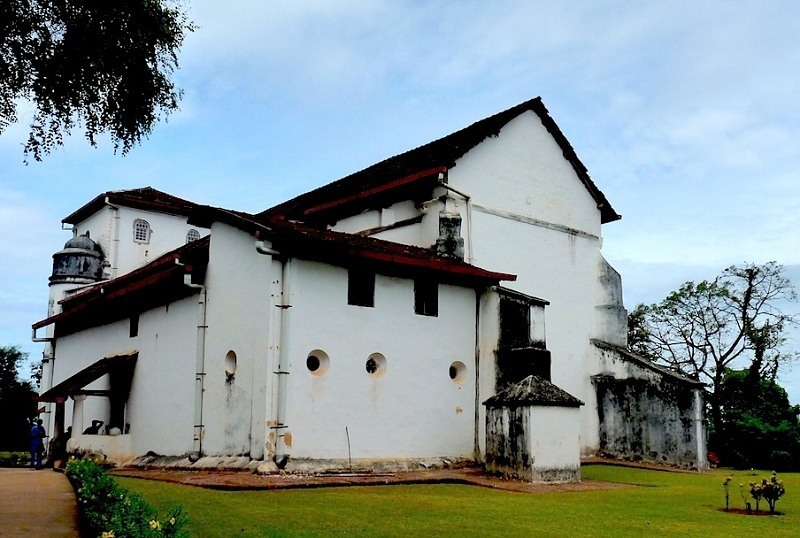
[117,465,800,537]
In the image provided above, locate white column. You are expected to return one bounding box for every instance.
[71,394,87,435]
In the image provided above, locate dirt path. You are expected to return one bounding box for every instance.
[0,468,79,538]
[111,466,630,494]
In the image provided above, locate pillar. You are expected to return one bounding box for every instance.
[71,394,87,435]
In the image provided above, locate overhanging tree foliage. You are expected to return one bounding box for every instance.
[628,262,798,452]
[0,0,193,161]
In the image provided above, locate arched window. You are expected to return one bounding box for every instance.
[186,229,201,243]
[133,219,151,243]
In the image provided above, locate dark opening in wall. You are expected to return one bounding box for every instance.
[365,353,387,377]
[450,361,467,384]
[348,268,375,307]
[500,298,530,348]
[129,315,139,338]
[414,278,438,316]
[307,350,330,377]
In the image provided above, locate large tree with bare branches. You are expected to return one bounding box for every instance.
[629,262,798,443]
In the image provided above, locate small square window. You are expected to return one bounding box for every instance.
[186,229,200,243]
[348,268,375,307]
[414,278,438,316]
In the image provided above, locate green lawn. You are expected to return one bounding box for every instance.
[117,465,800,537]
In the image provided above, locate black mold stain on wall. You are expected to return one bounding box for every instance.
[593,375,701,467]
[485,407,531,478]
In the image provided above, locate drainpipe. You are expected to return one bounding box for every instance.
[105,197,121,278]
[473,289,482,458]
[255,239,292,468]
[177,260,207,461]
[32,329,56,429]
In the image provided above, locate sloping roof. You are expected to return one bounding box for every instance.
[591,339,704,386]
[39,353,137,402]
[261,97,620,224]
[483,375,584,408]
[63,187,200,225]
[33,236,209,336]
[190,205,516,287]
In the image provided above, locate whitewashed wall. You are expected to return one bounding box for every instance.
[330,200,434,248]
[429,112,620,454]
[282,259,478,461]
[69,206,208,278]
[200,222,272,458]
[52,295,198,458]
[331,111,625,455]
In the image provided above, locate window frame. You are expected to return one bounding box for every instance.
[132,219,151,244]
[414,278,438,317]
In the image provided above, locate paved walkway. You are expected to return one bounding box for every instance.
[0,468,79,538]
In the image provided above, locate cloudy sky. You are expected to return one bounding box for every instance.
[2,1,799,398]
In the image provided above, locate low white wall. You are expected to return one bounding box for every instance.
[67,434,133,463]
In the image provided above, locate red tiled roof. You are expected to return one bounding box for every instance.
[191,206,516,287]
[63,187,199,225]
[261,97,620,224]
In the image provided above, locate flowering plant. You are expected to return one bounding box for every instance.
[66,456,188,536]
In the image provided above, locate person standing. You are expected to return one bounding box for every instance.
[30,419,46,470]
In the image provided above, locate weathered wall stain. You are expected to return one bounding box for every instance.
[593,375,701,467]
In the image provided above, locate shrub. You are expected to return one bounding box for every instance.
[0,451,29,467]
[750,472,786,514]
[738,471,786,514]
[66,456,188,537]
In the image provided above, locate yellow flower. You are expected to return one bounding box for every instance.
[101,532,115,538]
[169,517,176,525]
[149,520,161,530]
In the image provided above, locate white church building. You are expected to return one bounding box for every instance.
[33,98,706,481]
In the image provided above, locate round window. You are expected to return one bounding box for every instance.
[307,350,330,377]
[365,353,387,377]
[449,361,467,384]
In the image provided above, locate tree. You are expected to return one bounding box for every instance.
[718,368,800,470]
[0,346,37,451]
[0,0,193,161]
[629,262,797,448]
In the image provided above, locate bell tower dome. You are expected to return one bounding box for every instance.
[50,232,106,286]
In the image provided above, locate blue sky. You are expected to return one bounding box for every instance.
[2,1,799,399]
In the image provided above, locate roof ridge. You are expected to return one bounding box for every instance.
[259,97,619,224]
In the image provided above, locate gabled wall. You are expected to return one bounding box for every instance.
[439,112,623,454]
[322,110,626,456]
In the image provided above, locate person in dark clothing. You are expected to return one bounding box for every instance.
[83,420,104,434]
[48,426,72,467]
[30,419,46,469]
